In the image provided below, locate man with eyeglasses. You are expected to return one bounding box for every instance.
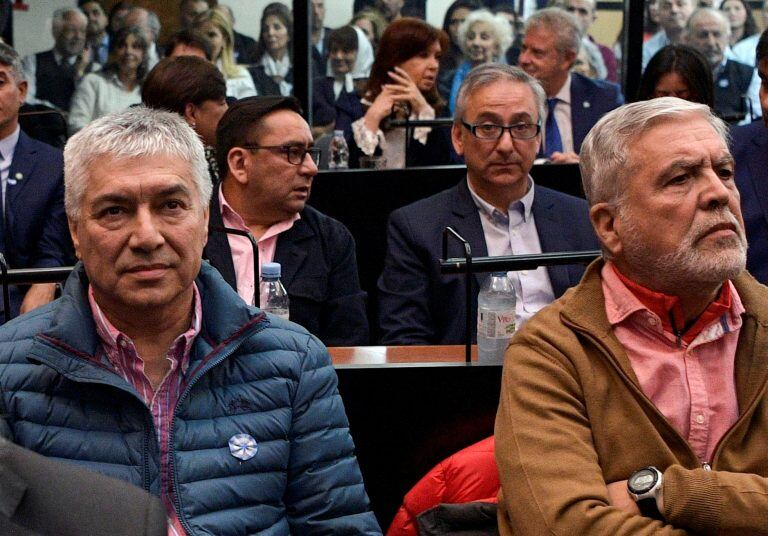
[205,95,369,346]
[378,64,597,345]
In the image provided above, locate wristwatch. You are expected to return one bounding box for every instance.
[627,466,664,520]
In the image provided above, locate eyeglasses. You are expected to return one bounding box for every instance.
[242,144,321,165]
[461,120,541,140]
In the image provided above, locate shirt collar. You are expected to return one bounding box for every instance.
[0,125,20,161]
[467,176,535,223]
[219,185,301,237]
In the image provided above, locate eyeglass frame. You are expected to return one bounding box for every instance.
[241,143,322,166]
[460,120,542,141]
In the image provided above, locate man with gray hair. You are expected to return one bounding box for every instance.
[518,7,623,163]
[378,64,596,345]
[685,7,760,123]
[0,42,72,321]
[123,6,162,69]
[642,0,695,68]
[0,106,381,535]
[496,97,768,533]
[21,7,97,111]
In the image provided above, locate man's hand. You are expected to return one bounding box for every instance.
[549,151,580,164]
[19,283,57,315]
[607,480,641,514]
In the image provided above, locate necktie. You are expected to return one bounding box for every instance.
[544,98,562,157]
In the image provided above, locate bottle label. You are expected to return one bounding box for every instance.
[477,309,516,339]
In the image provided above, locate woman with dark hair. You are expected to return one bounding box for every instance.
[636,44,714,108]
[721,0,758,46]
[251,2,294,96]
[440,0,482,72]
[351,17,453,168]
[68,26,148,134]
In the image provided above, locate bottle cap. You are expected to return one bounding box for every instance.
[333,130,344,136]
[261,262,281,278]
[491,272,508,277]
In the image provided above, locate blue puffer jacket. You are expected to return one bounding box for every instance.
[0,262,382,535]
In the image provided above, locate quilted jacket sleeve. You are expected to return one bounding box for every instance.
[284,334,382,535]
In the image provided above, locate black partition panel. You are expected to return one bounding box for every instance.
[309,164,582,342]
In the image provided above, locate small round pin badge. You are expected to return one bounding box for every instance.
[228,433,258,461]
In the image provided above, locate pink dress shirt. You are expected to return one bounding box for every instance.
[219,188,299,305]
[89,286,202,536]
[601,262,742,463]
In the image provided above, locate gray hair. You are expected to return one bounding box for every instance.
[52,7,87,37]
[687,7,730,36]
[64,107,211,221]
[525,7,583,56]
[0,43,25,83]
[454,63,546,124]
[457,9,514,60]
[580,97,730,208]
[126,7,161,41]
[577,36,607,79]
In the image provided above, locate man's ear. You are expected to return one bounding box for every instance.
[590,202,622,258]
[226,147,250,186]
[451,122,465,157]
[562,48,578,70]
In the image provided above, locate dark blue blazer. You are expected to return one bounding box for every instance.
[4,130,72,317]
[570,72,624,153]
[377,179,599,345]
[203,185,370,346]
[732,120,768,284]
[312,76,364,144]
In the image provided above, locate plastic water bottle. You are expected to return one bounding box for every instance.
[328,130,349,169]
[477,272,517,364]
[259,262,289,320]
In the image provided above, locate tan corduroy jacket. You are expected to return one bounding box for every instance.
[495,260,768,535]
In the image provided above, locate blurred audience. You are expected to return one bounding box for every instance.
[180,0,212,29]
[107,1,131,38]
[350,18,453,168]
[193,7,258,98]
[440,0,482,73]
[637,44,714,106]
[378,65,597,344]
[165,28,213,60]
[122,7,161,70]
[573,37,608,79]
[720,0,757,46]
[377,0,405,22]
[732,0,768,65]
[492,3,522,65]
[311,0,331,77]
[251,2,294,96]
[443,9,513,115]
[565,0,619,82]
[642,0,695,69]
[685,7,760,123]
[78,0,109,65]
[519,8,624,163]
[22,7,97,112]
[351,7,388,52]
[219,4,258,64]
[68,27,148,134]
[207,96,370,346]
[142,56,228,182]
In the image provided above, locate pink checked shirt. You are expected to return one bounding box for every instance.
[219,188,299,306]
[601,263,742,463]
[89,285,202,536]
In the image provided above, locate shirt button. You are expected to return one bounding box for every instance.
[647,316,658,326]
[118,339,127,348]
[695,413,705,424]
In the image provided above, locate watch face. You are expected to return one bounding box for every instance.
[629,468,657,494]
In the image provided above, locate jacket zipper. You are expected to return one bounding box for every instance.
[169,321,267,535]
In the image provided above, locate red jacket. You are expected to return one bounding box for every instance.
[387,436,499,536]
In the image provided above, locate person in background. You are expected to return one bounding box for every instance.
[350,18,454,168]
[312,26,372,141]
[732,0,768,65]
[685,7,760,123]
[107,1,131,38]
[142,56,228,184]
[206,96,370,346]
[351,7,388,52]
[193,7,257,99]
[377,0,404,21]
[68,27,148,134]
[637,43,714,106]
[219,4,258,64]
[122,7,162,70]
[22,7,96,112]
[642,0,695,69]
[444,9,513,115]
[251,3,294,96]
[165,28,213,60]
[493,3,522,65]
[79,0,109,66]
[180,0,212,29]
[311,0,331,78]
[565,0,619,82]
[440,0,482,73]
[720,0,757,46]
[573,37,608,79]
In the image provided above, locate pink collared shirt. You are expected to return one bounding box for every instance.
[601,263,742,463]
[89,285,202,536]
[219,188,299,306]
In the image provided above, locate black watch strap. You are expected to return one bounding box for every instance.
[637,497,662,520]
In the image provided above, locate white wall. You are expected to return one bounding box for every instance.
[14,0,76,58]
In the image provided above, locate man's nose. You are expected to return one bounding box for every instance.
[129,208,165,251]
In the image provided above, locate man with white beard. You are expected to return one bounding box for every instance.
[495,97,768,534]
